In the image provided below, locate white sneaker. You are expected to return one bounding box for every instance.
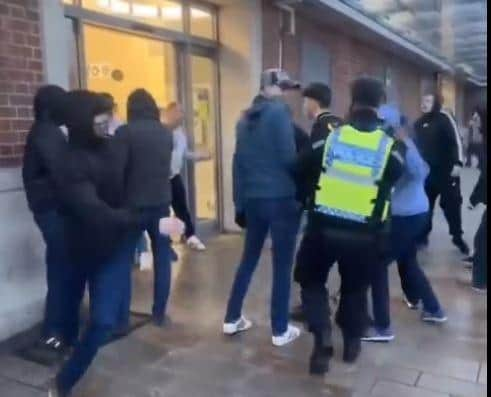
[223,316,253,335]
[187,235,206,251]
[272,325,301,347]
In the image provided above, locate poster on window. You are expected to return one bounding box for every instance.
[193,86,211,149]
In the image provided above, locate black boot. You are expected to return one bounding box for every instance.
[343,337,362,364]
[453,236,470,255]
[309,345,334,375]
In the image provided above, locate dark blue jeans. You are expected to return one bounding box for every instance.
[141,206,172,320]
[57,235,137,393]
[225,198,300,336]
[371,213,442,329]
[34,210,79,345]
[118,206,172,330]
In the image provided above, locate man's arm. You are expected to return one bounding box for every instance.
[441,110,464,170]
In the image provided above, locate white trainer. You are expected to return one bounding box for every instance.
[223,316,253,335]
[187,235,206,251]
[272,325,301,347]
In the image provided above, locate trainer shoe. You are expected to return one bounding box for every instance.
[361,327,395,343]
[223,316,253,335]
[403,297,421,310]
[472,286,487,294]
[422,309,448,324]
[187,235,206,251]
[272,325,301,347]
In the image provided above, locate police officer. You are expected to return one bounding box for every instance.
[296,77,406,375]
[414,93,469,254]
[291,82,342,322]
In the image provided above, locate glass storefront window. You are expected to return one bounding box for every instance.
[190,5,215,39]
[83,24,177,121]
[81,0,184,31]
[190,55,217,221]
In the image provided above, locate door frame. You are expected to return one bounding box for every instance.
[185,48,222,231]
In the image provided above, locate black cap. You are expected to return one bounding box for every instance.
[260,69,301,90]
[303,83,332,108]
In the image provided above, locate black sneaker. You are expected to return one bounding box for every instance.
[452,237,470,256]
[343,337,362,364]
[309,346,334,376]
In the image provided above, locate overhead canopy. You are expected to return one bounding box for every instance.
[340,0,487,85]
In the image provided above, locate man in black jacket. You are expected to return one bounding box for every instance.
[291,82,342,323]
[50,91,156,397]
[414,93,469,254]
[22,85,77,351]
[117,89,174,327]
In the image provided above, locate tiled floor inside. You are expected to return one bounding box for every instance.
[0,169,487,396]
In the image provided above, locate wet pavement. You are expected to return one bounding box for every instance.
[0,169,487,397]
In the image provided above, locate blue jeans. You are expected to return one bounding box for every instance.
[34,210,79,345]
[141,206,172,319]
[225,198,300,336]
[371,213,442,329]
[57,235,137,393]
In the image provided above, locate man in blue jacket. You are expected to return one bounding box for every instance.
[223,69,303,347]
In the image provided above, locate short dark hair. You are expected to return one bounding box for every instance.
[351,77,386,108]
[99,92,116,113]
[303,83,332,109]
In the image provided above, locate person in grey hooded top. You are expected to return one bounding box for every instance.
[224,69,302,348]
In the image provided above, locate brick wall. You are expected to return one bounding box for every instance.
[0,0,42,168]
[263,1,435,124]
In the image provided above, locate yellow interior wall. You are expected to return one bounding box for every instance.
[84,24,176,121]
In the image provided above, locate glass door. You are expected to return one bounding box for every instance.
[83,24,178,121]
[189,54,218,224]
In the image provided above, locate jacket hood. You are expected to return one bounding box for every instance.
[127,89,160,122]
[242,95,287,128]
[34,85,67,126]
[65,90,106,149]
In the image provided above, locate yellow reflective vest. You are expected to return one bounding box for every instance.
[314,125,395,224]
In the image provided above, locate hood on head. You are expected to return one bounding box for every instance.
[34,85,67,126]
[65,90,107,148]
[127,89,160,122]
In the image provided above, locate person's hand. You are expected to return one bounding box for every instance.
[159,217,185,237]
[394,127,408,141]
[451,165,463,178]
[235,212,247,229]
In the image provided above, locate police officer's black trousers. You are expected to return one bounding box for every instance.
[295,229,371,343]
[423,176,464,241]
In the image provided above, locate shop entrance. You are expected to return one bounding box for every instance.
[80,22,220,229]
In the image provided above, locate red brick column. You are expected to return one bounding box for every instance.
[0,0,43,167]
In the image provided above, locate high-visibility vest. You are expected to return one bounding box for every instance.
[314,125,395,224]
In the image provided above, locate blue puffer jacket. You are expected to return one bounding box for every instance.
[233,96,297,212]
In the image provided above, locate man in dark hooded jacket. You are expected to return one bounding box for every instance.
[116,89,174,326]
[414,93,469,254]
[22,85,76,350]
[49,90,153,397]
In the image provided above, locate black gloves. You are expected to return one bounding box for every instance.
[235,212,247,229]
